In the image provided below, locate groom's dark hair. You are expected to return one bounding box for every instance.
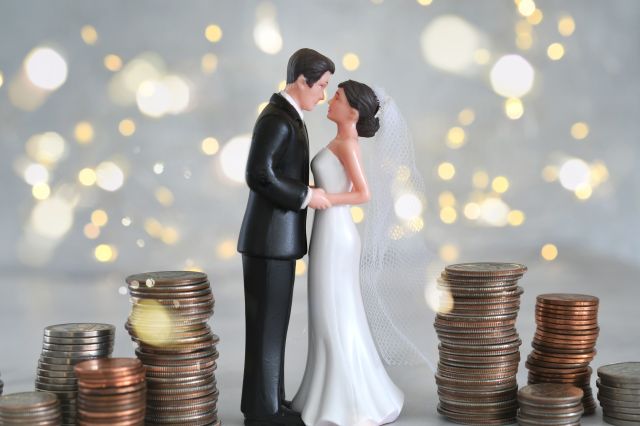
[287,48,335,87]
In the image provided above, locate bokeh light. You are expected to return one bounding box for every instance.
[94,244,117,262]
[473,49,491,65]
[421,15,481,73]
[437,162,456,180]
[394,193,423,220]
[439,244,460,262]
[83,223,100,239]
[24,47,68,90]
[78,168,97,186]
[507,210,526,226]
[217,239,236,259]
[155,187,175,207]
[119,119,136,136]
[517,0,536,17]
[505,97,524,119]
[74,121,94,144]
[81,25,98,45]
[479,197,510,227]
[571,122,589,140]
[26,132,67,165]
[95,161,125,192]
[24,164,49,185]
[439,191,456,207]
[458,108,475,126]
[490,55,535,98]
[91,209,108,227]
[464,202,481,220]
[425,279,454,314]
[559,158,590,191]
[201,54,219,74]
[220,135,251,184]
[558,16,576,36]
[30,196,74,239]
[492,176,510,193]
[343,53,361,71]
[205,24,223,43]
[472,171,489,189]
[254,2,283,55]
[541,243,558,261]
[32,183,51,200]
[351,206,365,223]
[295,259,307,276]
[575,183,593,200]
[104,54,123,72]
[527,8,543,25]
[440,206,457,224]
[130,299,173,346]
[201,137,220,155]
[547,43,565,60]
[446,126,466,149]
[161,227,179,245]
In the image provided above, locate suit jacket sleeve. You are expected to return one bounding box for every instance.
[245,114,309,211]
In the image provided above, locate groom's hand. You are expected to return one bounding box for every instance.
[308,188,331,210]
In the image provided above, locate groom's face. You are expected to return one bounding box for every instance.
[297,71,332,111]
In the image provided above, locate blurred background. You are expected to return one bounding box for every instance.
[1,0,638,424]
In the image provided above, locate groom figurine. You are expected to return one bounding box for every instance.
[237,48,334,425]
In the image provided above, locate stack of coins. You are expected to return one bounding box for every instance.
[517,383,584,425]
[75,358,146,425]
[35,323,115,425]
[597,362,640,425]
[0,391,62,425]
[526,294,599,415]
[125,271,220,425]
[434,262,527,425]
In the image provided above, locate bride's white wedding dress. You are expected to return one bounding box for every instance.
[292,147,404,426]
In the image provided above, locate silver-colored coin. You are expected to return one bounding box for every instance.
[35,381,77,392]
[36,368,77,379]
[599,363,640,385]
[40,349,112,358]
[41,342,113,352]
[44,323,115,338]
[603,414,640,425]
[43,335,114,345]
[0,391,59,411]
[36,376,77,386]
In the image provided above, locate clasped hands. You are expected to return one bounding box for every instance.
[309,188,331,210]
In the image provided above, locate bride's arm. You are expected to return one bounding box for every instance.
[326,143,371,206]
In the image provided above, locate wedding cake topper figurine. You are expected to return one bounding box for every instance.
[237,48,335,426]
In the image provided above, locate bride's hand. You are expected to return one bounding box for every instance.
[309,188,332,210]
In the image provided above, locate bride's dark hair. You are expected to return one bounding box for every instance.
[338,80,380,138]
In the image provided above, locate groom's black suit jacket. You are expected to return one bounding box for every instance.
[237,93,310,260]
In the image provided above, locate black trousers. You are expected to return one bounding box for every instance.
[241,254,296,416]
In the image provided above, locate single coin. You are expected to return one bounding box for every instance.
[445,262,527,276]
[536,294,599,306]
[598,363,640,385]
[43,335,114,345]
[74,358,143,377]
[518,383,583,404]
[126,271,208,287]
[0,391,59,411]
[44,323,115,338]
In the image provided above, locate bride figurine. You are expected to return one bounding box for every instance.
[292,80,417,426]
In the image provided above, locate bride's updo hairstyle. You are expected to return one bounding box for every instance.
[338,80,380,138]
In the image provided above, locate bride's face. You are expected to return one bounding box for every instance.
[327,88,358,124]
